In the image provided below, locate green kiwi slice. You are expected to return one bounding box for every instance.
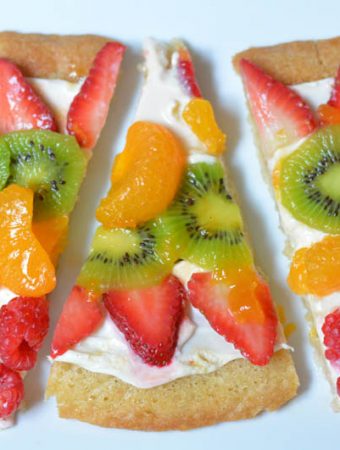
[280,124,340,234]
[0,130,87,219]
[77,220,177,292]
[158,161,253,270]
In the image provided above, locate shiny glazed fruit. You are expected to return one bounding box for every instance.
[183,98,226,155]
[288,236,340,296]
[96,121,186,228]
[0,364,24,419]
[318,104,340,125]
[32,215,69,266]
[0,184,56,296]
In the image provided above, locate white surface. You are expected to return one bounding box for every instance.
[1,0,340,448]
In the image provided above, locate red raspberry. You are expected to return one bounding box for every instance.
[0,296,49,371]
[0,363,24,419]
[322,308,340,362]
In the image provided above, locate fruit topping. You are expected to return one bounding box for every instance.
[280,125,340,234]
[0,364,24,419]
[337,377,340,397]
[104,275,185,366]
[96,121,186,228]
[239,59,317,153]
[318,68,340,125]
[159,161,252,271]
[328,66,340,109]
[187,268,278,365]
[0,58,57,134]
[32,215,69,266]
[0,130,87,220]
[174,41,202,98]
[67,42,125,150]
[51,286,103,358]
[322,308,340,363]
[0,296,49,371]
[77,220,176,292]
[183,98,226,155]
[288,236,340,296]
[0,184,55,296]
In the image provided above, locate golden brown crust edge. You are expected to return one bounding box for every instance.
[233,36,340,84]
[47,349,298,430]
[0,31,116,81]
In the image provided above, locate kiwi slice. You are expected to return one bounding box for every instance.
[0,130,87,219]
[158,161,253,270]
[77,220,177,292]
[280,125,340,234]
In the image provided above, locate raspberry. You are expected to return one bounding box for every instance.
[322,308,340,363]
[0,363,24,419]
[0,296,49,371]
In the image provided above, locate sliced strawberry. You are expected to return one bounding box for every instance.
[51,286,104,358]
[187,271,278,366]
[328,66,340,109]
[239,58,317,152]
[67,42,125,150]
[175,43,202,98]
[0,58,57,134]
[103,275,185,367]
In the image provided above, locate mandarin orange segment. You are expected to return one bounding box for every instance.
[96,121,187,228]
[318,104,340,125]
[0,184,56,297]
[32,215,69,266]
[288,236,340,296]
[183,98,226,155]
[213,266,269,325]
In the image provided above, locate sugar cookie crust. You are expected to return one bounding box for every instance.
[233,36,340,84]
[47,350,298,430]
[0,32,114,81]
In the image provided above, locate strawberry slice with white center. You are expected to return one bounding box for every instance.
[239,58,317,153]
[0,58,57,134]
[175,42,202,98]
[187,269,278,366]
[103,275,185,367]
[67,42,125,150]
[51,286,104,358]
[328,66,340,108]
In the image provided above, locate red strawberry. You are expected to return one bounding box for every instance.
[51,286,104,358]
[0,59,57,134]
[176,43,202,98]
[239,59,317,152]
[187,270,278,366]
[328,66,340,109]
[67,42,125,150]
[103,275,185,367]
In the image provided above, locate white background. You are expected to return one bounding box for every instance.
[1,0,340,448]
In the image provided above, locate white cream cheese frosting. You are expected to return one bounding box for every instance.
[55,39,289,389]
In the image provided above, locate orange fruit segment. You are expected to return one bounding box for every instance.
[96,121,187,228]
[212,266,270,325]
[318,104,340,125]
[288,236,340,297]
[183,98,226,155]
[0,184,56,297]
[32,215,69,266]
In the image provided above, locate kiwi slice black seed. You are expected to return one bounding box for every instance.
[0,130,87,219]
[158,161,253,270]
[77,220,177,292]
[281,125,340,234]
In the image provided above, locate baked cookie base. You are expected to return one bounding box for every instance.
[47,350,298,430]
[233,35,340,410]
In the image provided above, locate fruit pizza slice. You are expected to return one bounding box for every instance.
[233,36,340,409]
[48,38,298,430]
[0,32,125,428]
